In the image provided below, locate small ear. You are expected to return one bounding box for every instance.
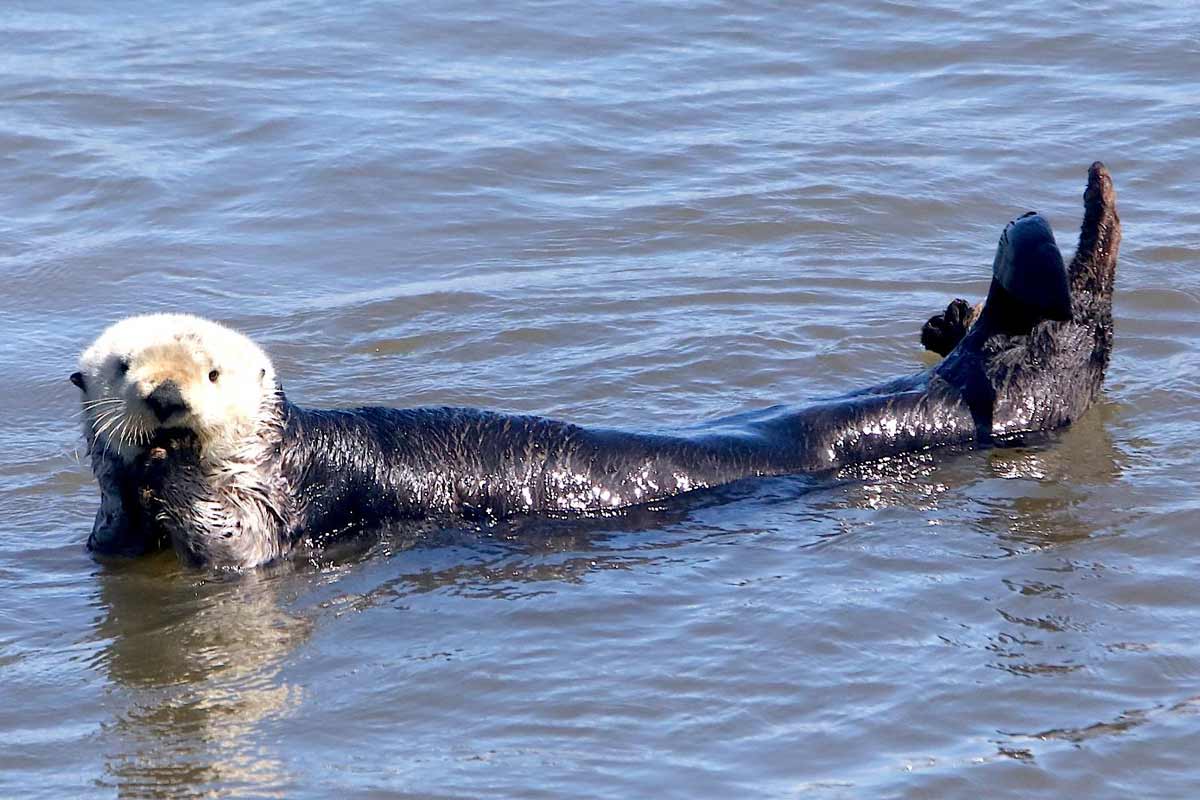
[260,368,266,380]
[70,371,87,391]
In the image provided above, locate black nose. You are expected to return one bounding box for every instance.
[145,380,188,422]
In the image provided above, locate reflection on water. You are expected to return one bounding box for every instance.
[975,403,1125,551]
[1004,694,1200,744]
[314,494,796,612]
[89,509,712,796]
[91,557,311,795]
[800,407,1134,756]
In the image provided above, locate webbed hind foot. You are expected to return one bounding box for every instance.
[920,298,979,357]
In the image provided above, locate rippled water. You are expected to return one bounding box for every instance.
[2,1,1199,797]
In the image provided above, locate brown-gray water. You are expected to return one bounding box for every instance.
[2,1,1199,797]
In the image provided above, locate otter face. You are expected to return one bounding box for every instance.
[74,314,277,463]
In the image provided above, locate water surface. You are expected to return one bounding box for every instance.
[2,1,1199,797]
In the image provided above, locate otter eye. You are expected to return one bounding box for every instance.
[208,369,220,383]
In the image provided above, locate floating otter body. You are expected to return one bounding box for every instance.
[76,163,1120,570]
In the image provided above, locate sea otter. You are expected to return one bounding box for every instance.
[74,163,1120,570]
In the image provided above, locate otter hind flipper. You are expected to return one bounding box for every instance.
[920,212,1068,356]
[1070,161,1120,302]
[953,210,1072,340]
[920,298,979,357]
[990,211,1071,323]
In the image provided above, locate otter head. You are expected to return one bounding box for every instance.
[73,314,277,463]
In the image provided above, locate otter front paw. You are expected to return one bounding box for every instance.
[135,431,202,503]
[920,298,979,357]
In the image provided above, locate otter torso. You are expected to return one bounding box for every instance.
[134,369,977,567]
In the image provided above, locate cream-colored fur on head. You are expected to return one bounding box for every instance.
[76,314,277,463]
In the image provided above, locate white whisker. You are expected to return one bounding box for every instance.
[82,398,125,410]
[82,403,125,417]
[80,401,125,421]
[92,408,120,431]
[90,415,117,438]
[116,417,132,447]
[94,412,125,441]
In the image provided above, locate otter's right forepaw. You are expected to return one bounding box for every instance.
[920,298,976,357]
